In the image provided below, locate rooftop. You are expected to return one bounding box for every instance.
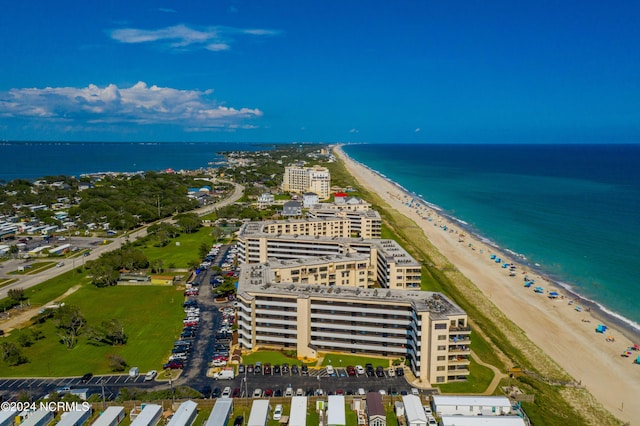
[238,263,465,319]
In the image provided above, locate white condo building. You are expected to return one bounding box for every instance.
[282,165,331,200]
[236,263,471,384]
[236,219,421,289]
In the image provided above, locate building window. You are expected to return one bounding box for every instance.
[437,345,446,351]
[438,335,446,340]
[437,356,445,361]
[436,376,445,383]
[434,323,447,330]
[437,366,445,371]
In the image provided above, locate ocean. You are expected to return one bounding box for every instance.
[0,141,270,182]
[342,143,640,333]
[3,141,639,335]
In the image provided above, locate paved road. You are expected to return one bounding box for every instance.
[0,180,244,301]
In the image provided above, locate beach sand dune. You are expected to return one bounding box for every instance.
[334,145,640,424]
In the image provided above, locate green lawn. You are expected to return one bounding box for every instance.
[10,262,56,275]
[137,227,213,268]
[321,353,394,368]
[1,285,185,376]
[242,350,302,366]
[25,269,90,306]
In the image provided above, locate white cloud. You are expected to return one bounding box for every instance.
[349,128,359,133]
[0,81,263,130]
[109,24,279,51]
[415,127,421,132]
[157,8,177,13]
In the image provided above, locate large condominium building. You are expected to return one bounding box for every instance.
[282,165,331,200]
[268,253,374,287]
[236,220,421,289]
[236,263,471,384]
[307,209,382,239]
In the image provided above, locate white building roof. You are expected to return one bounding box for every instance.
[440,416,526,426]
[327,395,346,425]
[402,395,427,424]
[433,395,511,407]
[167,400,197,426]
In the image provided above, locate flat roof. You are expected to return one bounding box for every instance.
[266,252,370,269]
[433,395,511,407]
[327,395,346,425]
[441,417,526,426]
[238,263,466,319]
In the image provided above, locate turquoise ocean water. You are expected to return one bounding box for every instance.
[343,143,640,333]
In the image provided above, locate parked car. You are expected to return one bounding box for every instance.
[163,360,184,369]
[212,387,221,398]
[355,365,365,375]
[80,373,93,383]
[144,370,157,381]
[273,404,283,421]
[326,365,335,376]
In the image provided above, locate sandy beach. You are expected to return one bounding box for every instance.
[334,145,640,424]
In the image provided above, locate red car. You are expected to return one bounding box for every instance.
[163,360,184,369]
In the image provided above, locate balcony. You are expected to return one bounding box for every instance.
[448,345,471,354]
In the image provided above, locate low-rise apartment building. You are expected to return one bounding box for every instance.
[236,263,470,384]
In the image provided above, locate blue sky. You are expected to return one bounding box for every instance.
[0,0,638,143]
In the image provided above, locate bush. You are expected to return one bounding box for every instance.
[107,354,127,372]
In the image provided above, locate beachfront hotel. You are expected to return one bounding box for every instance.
[236,219,421,289]
[236,262,471,384]
[282,165,331,200]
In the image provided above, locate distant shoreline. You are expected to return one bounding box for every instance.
[334,142,640,423]
[339,144,640,344]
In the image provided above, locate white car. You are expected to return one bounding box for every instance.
[358,388,366,396]
[253,389,262,397]
[428,416,437,425]
[144,370,157,381]
[355,365,365,375]
[411,387,420,396]
[221,387,232,398]
[273,404,283,421]
[326,365,334,375]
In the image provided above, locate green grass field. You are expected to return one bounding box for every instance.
[321,353,394,368]
[137,227,213,268]
[1,285,185,376]
[241,350,301,366]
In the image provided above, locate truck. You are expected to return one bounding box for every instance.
[214,367,235,380]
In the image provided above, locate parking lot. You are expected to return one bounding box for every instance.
[0,372,155,402]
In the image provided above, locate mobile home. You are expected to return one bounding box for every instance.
[91,407,126,426]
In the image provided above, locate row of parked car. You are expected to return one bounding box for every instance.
[238,362,309,376]
[163,299,200,369]
[211,306,234,366]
